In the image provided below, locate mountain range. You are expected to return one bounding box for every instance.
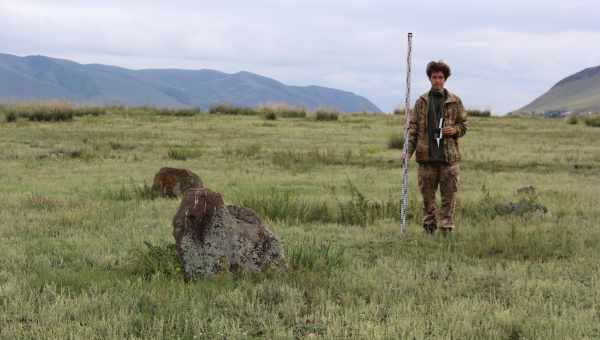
[0,53,381,113]
[515,65,600,114]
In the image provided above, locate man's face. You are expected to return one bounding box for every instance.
[429,71,446,90]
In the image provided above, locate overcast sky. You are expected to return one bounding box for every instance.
[1,1,600,114]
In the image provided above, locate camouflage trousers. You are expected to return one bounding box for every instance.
[417,162,459,231]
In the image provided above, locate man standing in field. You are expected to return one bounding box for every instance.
[404,61,468,235]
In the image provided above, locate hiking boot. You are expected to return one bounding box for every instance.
[440,220,455,237]
[423,223,437,234]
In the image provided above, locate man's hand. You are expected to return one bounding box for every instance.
[442,126,457,137]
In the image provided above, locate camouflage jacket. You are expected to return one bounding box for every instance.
[407,89,467,163]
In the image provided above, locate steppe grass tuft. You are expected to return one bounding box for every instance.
[127,241,181,280]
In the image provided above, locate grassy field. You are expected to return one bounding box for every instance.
[1,108,599,339]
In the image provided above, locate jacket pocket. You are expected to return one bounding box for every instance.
[444,104,457,125]
[445,137,460,163]
[416,137,429,161]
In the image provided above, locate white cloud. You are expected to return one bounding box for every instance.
[1,0,599,113]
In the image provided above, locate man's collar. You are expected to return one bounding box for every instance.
[420,88,457,104]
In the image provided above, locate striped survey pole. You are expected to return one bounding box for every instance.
[400,32,413,234]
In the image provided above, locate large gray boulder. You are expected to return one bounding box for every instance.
[172,188,288,280]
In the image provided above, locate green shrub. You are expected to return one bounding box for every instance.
[29,110,74,122]
[467,109,492,117]
[393,108,405,115]
[263,111,277,120]
[566,115,578,125]
[258,104,307,118]
[73,106,106,117]
[315,109,339,121]
[278,109,307,118]
[5,112,17,122]
[2,101,107,122]
[156,107,203,117]
[209,103,257,115]
[387,133,404,149]
[583,115,600,127]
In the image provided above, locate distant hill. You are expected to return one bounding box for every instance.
[0,53,381,113]
[514,65,600,114]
